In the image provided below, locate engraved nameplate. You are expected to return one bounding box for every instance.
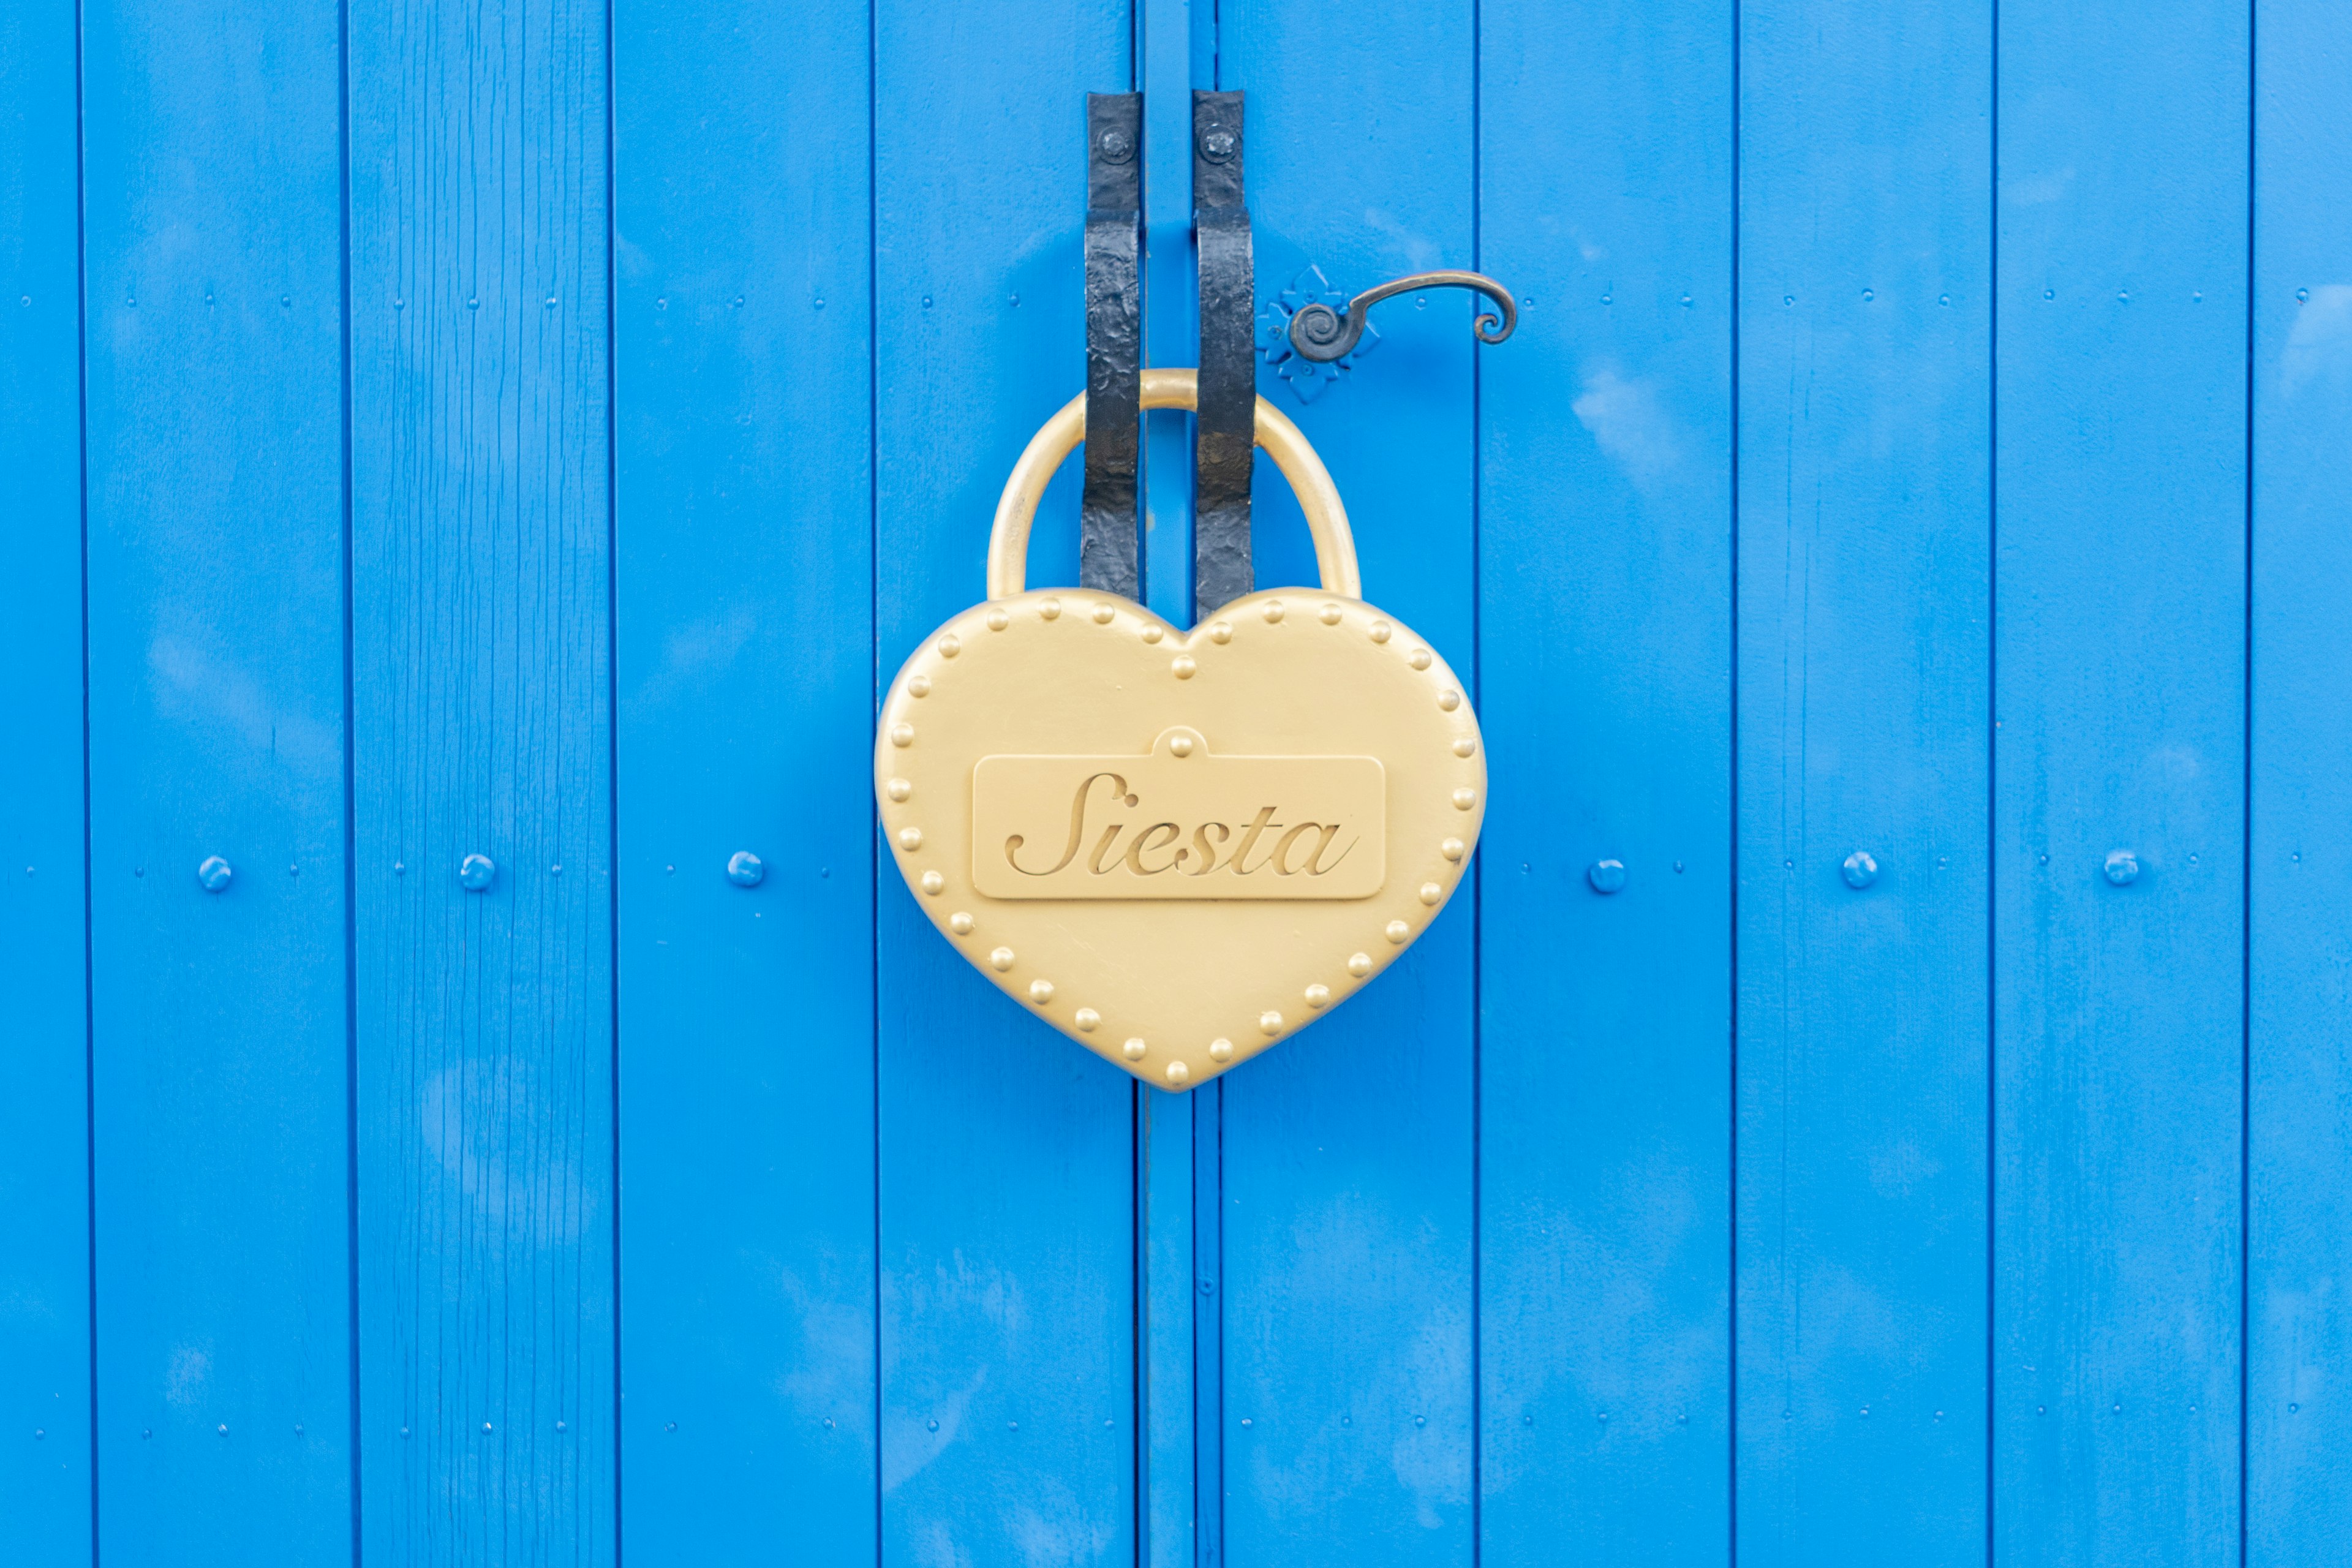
[971,728,1385,900]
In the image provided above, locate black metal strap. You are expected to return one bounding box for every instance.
[1082,94,1143,598]
[1193,90,1252,620]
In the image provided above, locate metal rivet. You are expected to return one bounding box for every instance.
[35,1429,45,1439]
[1240,1417,1253,1427]
[1075,1008,1099,1031]
[1319,603,1343,625]
[886,778,913,802]
[1170,734,1195,758]
[1415,1415,1427,1427]
[218,1424,229,1436]
[727,851,764,886]
[1305,984,1331,1008]
[666,1422,677,1432]
[937,635,960,658]
[949,911,974,935]
[2104,850,2139,885]
[548,864,560,876]
[1441,838,1465,862]
[1123,1038,1148,1060]
[1091,603,1115,625]
[1038,598,1061,620]
[1262,600,1285,624]
[927,1419,938,1432]
[1346,952,1372,977]
[1452,788,1477,811]
[1099,126,1135,162]
[1438,690,1461,712]
[1588,859,1626,894]
[919,870,944,895]
[197,856,233,892]
[985,609,1010,633]
[1369,620,1392,644]
[889,723,914,747]
[898,826,923,851]
[467,297,478,309]
[1409,649,1433,671]
[989,946,1015,971]
[1209,1038,1234,1061]
[1029,979,1055,1003]
[1842,850,1879,889]
[908,674,932,698]
[459,854,495,891]
[1210,621,1233,644]
[556,1420,567,1431]
[1165,1060,1190,1085]
[1385,920,1409,943]
[1199,127,1237,163]
[1259,1010,1283,1036]
[483,1422,493,1433]
[1141,624,1164,644]
[1171,655,1197,679]
[2297,288,2310,303]
[1419,881,1443,905]
[1452,737,1476,758]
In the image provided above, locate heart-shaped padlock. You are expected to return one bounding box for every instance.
[875,368,1484,1090]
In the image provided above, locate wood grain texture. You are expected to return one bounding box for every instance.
[873,4,1140,1563]
[0,0,92,1555]
[348,0,613,1558]
[611,0,877,1559]
[1736,1,1992,1561]
[1216,3,1479,1561]
[1993,0,2247,1561]
[1476,0,1733,1559]
[81,0,354,1558]
[2249,0,2352,1555]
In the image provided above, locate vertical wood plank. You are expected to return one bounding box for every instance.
[2248,0,2352,1554]
[1137,4,1200,1562]
[872,5,1139,1562]
[1476,0,1733,1559]
[610,0,877,1559]
[1993,1,2247,1561]
[81,0,353,1556]
[0,0,92,1555]
[1214,4,1477,1561]
[1736,1,1993,1561]
[347,0,614,1556]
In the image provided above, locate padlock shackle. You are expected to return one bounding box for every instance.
[987,367,1360,606]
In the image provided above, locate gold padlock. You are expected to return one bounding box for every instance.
[875,368,1485,1090]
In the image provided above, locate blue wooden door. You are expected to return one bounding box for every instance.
[4,0,2350,1564]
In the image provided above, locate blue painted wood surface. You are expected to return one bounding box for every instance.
[1738,1,1992,1560]
[80,0,355,1559]
[0,2,91,1559]
[348,0,614,1557]
[1478,0,1733,1560]
[5,1,2349,1564]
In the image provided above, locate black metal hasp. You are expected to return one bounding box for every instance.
[1287,270,1518,363]
[1081,94,1144,598]
[1193,90,1253,622]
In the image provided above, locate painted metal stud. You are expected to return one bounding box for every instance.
[1346,952,1372,977]
[989,946,1016,971]
[1123,1038,1148,1060]
[948,911,974,935]
[726,851,765,886]
[1369,620,1392,644]
[919,871,944,895]
[197,856,233,892]
[1588,859,1626,894]
[2104,850,2140,886]
[459,854,495,891]
[1209,1038,1234,1060]
[907,674,932,697]
[1165,1061,1190,1085]
[1262,600,1286,624]
[1842,850,1879,889]
[1305,984,1332,1008]
[1074,1008,1100,1031]
[1259,1009,1283,1036]
[1385,920,1410,943]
